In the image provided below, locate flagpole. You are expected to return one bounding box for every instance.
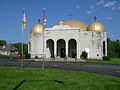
[21,9,26,67]
[42,8,46,69]
[42,29,45,69]
[21,28,24,67]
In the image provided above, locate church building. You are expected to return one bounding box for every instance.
[28,16,107,60]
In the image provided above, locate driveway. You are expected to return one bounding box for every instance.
[0,57,120,77]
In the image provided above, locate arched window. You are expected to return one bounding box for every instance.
[29,42,31,51]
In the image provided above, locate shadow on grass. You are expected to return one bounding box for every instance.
[13,79,64,90]
[13,80,26,90]
[54,80,64,83]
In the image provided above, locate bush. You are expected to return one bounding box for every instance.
[25,54,30,59]
[35,56,38,59]
[103,56,110,61]
[81,51,88,59]
[80,56,84,59]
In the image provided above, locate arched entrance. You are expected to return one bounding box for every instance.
[103,41,106,56]
[46,39,54,58]
[68,39,77,58]
[57,39,66,58]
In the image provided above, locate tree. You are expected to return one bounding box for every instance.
[0,40,6,46]
[13,43,28,56]
[107,38,120,58]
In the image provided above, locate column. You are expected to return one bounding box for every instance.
[54,40,57,58]
[105,41,107,56]
[66,40,68,57]
[77,41,80,58]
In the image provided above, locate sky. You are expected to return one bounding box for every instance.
[0,0,120,43]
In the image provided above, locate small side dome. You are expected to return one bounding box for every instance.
[30,24,45,33]
[87,21,105,32]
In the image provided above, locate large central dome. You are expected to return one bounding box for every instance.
[53,20,88,31]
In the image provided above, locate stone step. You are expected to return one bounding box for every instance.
[34,58,86,62]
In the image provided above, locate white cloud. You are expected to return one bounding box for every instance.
[103,1,116,7]
[111,7,116,10]
[96,0,117,10]
[86,10,92,14]
[118,6,120,9]
[96,0,105,5]
[105,17,112,20]
[76,5,80,9]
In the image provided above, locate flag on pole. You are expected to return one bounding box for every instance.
[22,9,26,30]
[42,8,46,26]
[43,15,46,25]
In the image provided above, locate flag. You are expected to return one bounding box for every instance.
[42,8,46,26]
[42,15,46,25]
[22,10,26,30]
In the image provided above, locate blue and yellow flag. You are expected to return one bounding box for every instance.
[22,10,26,30]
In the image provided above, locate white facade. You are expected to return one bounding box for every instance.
[29,24,107,59]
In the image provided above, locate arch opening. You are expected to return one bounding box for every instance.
[103,41,106,56]
[46,39,54,58]
[57,39,66,58]
[68,39,77,58]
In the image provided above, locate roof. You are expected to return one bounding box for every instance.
[0,44,18,51]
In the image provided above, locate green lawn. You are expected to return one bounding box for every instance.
[0,67,120,90]
[86,58,120,64]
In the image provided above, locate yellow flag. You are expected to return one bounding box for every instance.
[22,13,26,30]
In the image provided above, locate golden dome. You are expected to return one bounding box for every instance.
[30,24,45,33]
[87,21,105,32]
[53,20,88,31]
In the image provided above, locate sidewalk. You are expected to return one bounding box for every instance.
[20,58,86,62]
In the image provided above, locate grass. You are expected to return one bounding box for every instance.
[0,54,17,57]
[86,58,120,64]
[0,66,120,90]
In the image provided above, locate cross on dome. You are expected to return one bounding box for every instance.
[38,18,40,23]
[59,21,63,25]
[93,16,97,21]
[22,9,26,13]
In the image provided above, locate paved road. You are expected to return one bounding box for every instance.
[0,57,120,77]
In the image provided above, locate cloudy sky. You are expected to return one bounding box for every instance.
[0,0,120,43]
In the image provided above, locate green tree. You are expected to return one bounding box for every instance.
[13,43,28,56]
[0,40,6,46]
[107,38,120,58]
[107,38,114,57]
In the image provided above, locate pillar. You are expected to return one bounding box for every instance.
[66,40,68,57]
[77,40,80,58]
[54,40,57,58]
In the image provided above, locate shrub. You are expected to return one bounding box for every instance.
[80,56,84,59]
[35,56,38,59]
[25,54,30,59]
[103,56,110,61]
[81,51,88,59]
